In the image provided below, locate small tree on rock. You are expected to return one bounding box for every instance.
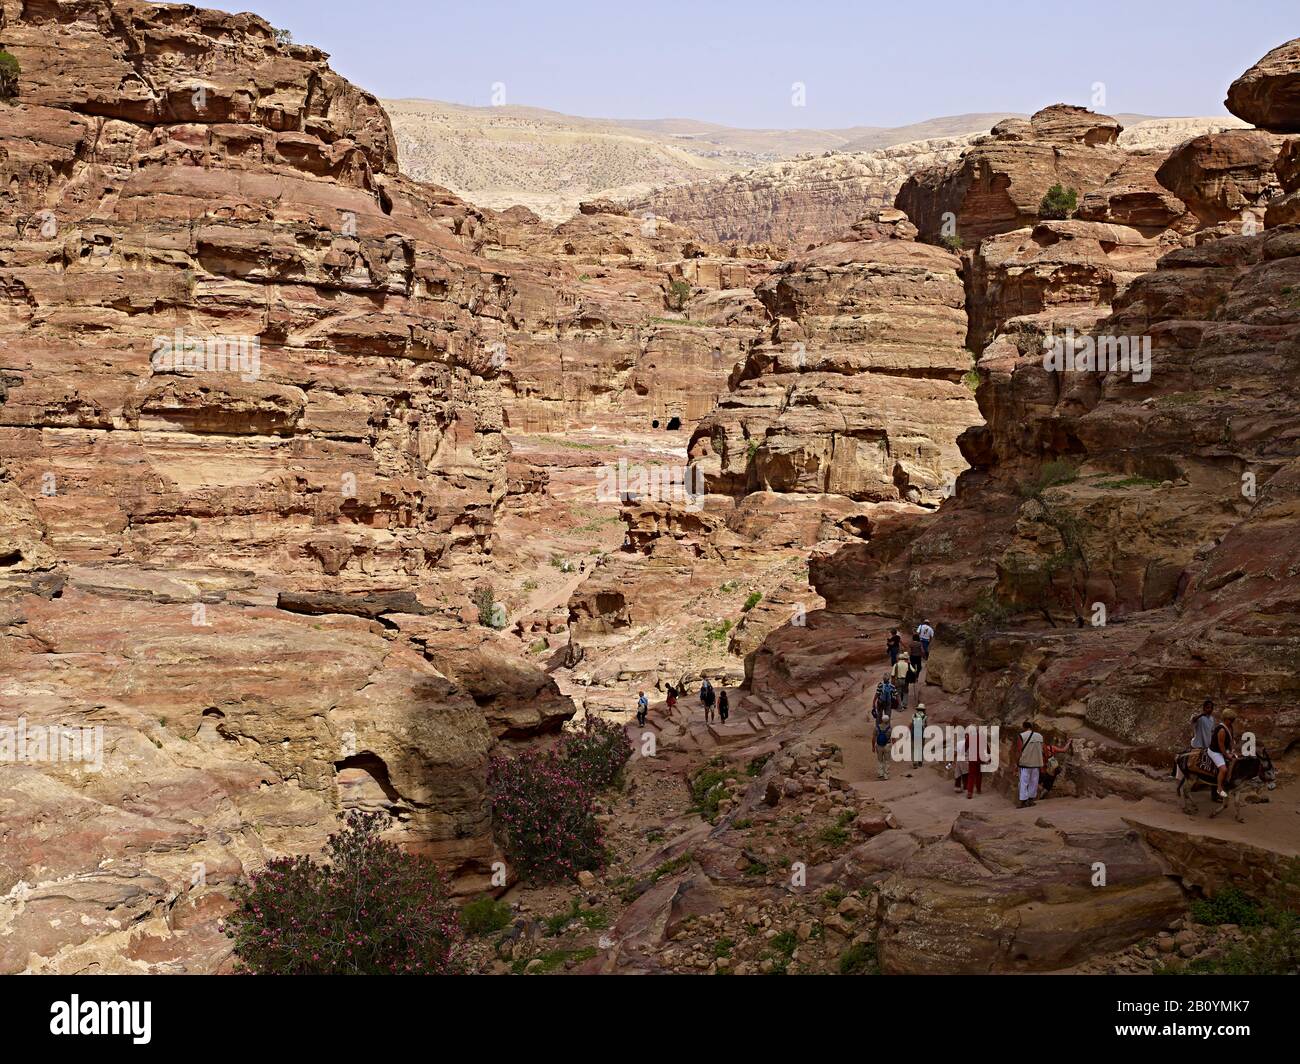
[1039,184,1078,220]
[0,50,20,101]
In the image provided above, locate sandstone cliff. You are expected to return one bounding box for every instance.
[0,0,571,972]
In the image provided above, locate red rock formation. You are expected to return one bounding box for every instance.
[1226,38,1300,132]
[690,209,982,520]
[0,0,572,972]
[478,202,774,433]
[896,106,1131,246]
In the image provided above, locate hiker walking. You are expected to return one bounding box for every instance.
[666,683,678,712]
[872,673,899,721]
[962,723,987,800]
[636,690,649,727]
[718,689,730,723]
[886,628,902,666]
[891,652,910,706]
[911,703,927,769]
[1016,720,1044,808]
[917,619,935,659]
[874,713,893,780]
[905,633,924,706]
[700,677,716,723]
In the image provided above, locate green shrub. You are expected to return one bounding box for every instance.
[1019,459,1079,498]
[1039,183,1078,220]
[223,811,462,974]
[472,584,504,628]
[701,618,732,646]
[939,232,963,253]
[689,759,731,821]
[1184,909,1299,975]
[0,50,19,101]
[960,588,1012,649]
[1191,887,1264,928]
[559,714,632,791]
[666,277,692,311]
[460,895,512,936]
[742,591,762,612]
[488,747,603,883]
[839,941,878,975]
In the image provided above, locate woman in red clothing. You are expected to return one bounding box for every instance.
[957,722,986,799]
[1036,736,1074,800]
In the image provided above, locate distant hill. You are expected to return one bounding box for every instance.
[385,100,1245,229]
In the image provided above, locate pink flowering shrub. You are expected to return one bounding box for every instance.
[488,747,604,883]
[559,714,633,791]
[224,811,462,974]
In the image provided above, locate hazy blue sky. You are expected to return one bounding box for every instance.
[247,0,1297,128]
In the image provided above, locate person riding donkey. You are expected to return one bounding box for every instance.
[1187,699,1235,800]
[1209,708,1239,800]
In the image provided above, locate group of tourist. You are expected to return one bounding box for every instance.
[870,621,1080,806]
[871,621,936,780]
[635,677,729,727]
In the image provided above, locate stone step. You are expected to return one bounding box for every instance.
[707,721,757,744]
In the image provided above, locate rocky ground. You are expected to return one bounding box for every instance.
[1,2,1298,976]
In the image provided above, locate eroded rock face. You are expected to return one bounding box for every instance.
[877,812,1184,973]
[726,45,1300,972]
[478,203,774,432]
[0,0,573,972]
[896,106,1133,246]
[622,136,980,253]
[1226,38,1300,133]
[1155,130,1283,223]
[689,214,982,518]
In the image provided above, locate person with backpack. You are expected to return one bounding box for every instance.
[700,678,716,723]
[636,690,649,727]
[891,652,910,706]
[872,674,899,721]
[666,683,678,712]
[1036,735,1074,800]
[1016,719,1044,808]
[718,689,730,723]
[874,713,893,780]
[886,628,902,666]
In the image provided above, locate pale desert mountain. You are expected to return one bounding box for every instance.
[385,99,1031,220]
[622,115,1252,249]
[387,99,1248,233]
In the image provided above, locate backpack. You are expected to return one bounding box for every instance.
[877,681,897,708]
[875,722,891,747]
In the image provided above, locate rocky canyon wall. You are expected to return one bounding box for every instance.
[0,0,571,972]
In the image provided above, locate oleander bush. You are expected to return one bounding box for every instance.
[224,811,462,974]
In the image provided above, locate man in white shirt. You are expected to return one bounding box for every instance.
[917,620,935,659]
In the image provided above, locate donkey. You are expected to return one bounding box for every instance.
[1174,748,1276,822]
